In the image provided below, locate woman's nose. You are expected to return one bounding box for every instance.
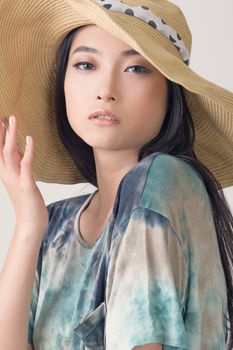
[97,94,116,102]
[96,71,118,102]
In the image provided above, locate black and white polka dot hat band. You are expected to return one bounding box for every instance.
[1,0,233,186]
[96,0,190,64]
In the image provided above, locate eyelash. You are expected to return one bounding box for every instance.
[73,61,150,74]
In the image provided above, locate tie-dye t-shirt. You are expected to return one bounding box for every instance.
[28,153,228,350]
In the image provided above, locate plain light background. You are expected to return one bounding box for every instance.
[0,0,233,269]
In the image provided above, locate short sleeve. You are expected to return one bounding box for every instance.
[105,208,188,350]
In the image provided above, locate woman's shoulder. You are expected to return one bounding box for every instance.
[145,153,204,192]
[122,152,206,204]
[139,153,211,232]
[142,152,208,204]
[123,152,205,196]
[116,153,208,227]
[46,192,92,218]
[42,192,94,249]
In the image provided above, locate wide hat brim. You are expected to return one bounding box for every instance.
[0,0,233,187]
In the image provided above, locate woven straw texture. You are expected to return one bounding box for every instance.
[0,0,233,187]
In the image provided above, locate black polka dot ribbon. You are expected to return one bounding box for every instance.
[96,0,190,65]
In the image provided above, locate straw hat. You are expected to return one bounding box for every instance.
[0,0,233,187]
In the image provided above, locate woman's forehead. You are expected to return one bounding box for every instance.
[71,24,134,52]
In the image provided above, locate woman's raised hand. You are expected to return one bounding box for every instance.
[0,116,48,235]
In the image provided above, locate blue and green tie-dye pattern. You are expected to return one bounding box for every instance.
[28,153,228,349]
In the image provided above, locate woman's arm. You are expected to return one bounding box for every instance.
[0,117,48,349]
[0,228,44,350]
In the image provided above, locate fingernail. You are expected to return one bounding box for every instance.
[26,136,30,144]
[9,116,14,127]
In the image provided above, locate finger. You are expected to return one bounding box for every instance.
[0,121,7,149]
[3,116,21,171]
[0,121,7,164]
[20,136,35,185]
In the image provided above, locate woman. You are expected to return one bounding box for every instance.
[0,0,233,349]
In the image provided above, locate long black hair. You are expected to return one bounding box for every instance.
[55,27,233,348]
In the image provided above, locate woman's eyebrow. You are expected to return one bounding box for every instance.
[72,45,140,57]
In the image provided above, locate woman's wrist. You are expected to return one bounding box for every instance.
[13,225,47,245]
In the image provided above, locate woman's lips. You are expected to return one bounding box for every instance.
[88,109,120,122]
[89,117,120,125]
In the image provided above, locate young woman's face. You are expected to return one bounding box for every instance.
[64,25,168,153]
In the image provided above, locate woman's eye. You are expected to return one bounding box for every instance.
[73,62,94,70]
[73,62,149,74]
[126,65,150,74]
